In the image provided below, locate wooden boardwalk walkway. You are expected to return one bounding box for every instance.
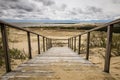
[1,47,114,80]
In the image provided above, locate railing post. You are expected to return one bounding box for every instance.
[68,39,69,47]
[69,39,71,48]
[72,38,73,50]
[74,37,76,52]
[47,38,48,50]
[46,38,48,50]
[104,25,113,73]
[43,37,45,52]
[48,39,51,49]
[27,32,32,59]
[1,24,11,72]
[78,35,81,54]
[86,32,90,60]
[50,39,52,47]
[37,35,40,54]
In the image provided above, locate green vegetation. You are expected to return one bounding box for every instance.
[25,25,97,30]
[89,32,120,56]
[112,33,120,56]
[0,38,27,68]
[90,31,107,48]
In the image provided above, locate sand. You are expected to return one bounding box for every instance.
[0,27,120,80]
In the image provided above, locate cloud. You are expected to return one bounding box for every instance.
[112,0,120,4]
[0,0,120,20]
[0,0,35,12]
[35,0,55,6]
[87,6,102,13]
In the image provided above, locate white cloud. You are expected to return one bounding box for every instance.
[0,0,120,20]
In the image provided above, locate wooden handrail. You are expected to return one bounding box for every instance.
[68,18,120,73]
[69,18,120,39]
[1,18,120,73]
[0,20,47,38]
[0,20,52,73]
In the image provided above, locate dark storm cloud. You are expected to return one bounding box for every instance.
[0,12,4,17]
[3,0,19,1]
[0,0,41,19]
[69,6,102,16]
[61,4,67,10]
[10,4,35,12]
[0,0,56,12]
[0,0,35,12]
[0,0,119,20]
[112,0,120,4]
[87,6,103,13]
[70,11,78,15]
[35,0,55,6]
[69,8,82,15]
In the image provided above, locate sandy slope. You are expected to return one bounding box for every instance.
[0,28,120,79]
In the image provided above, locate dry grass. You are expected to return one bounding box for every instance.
[0,27,120,80]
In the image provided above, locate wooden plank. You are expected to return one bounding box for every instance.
[104,25,113,73]
[1,24,11,72]
[51,39,68,40]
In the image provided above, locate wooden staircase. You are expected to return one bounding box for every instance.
[1,47,114,80]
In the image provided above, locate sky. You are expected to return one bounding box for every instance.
[0,0,120,21]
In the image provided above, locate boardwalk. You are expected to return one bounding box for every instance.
[1,47,114,80]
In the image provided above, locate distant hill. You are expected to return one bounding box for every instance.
[1,19,111,27]
[11,22,103,27]
[4,19,111,23]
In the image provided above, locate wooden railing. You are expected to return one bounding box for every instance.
[68,18,120,73]
[0,18,120,73]
[51,39,68,47]
[0,20,52,73]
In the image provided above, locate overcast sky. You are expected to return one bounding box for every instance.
[0,0,120,21]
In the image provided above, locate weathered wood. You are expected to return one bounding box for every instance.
[27,32,32,59]
[0,20,48,38]
[1,47,95,80]
[86,32,90,60]
[46,38,48,50]
[1,18,120,38]
[51,39,68,40]
[50,39,52,48]
[72,38,73,50]
[49,39,51,49]
[70,38,71,49]
[78,35,81,54]
[47,39,49,49]
[69,18,120,38]
[43,37,45,52]
[104,25,113,73]
[37,35,40,54]
[1,24,11,72]
[68,39,69,47]
[69,39,71,48]
[74,37,76,52]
